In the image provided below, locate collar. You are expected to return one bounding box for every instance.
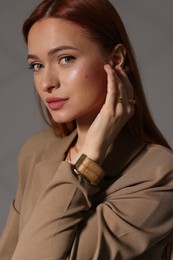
[42,129,77,164]
[42,128,146,178]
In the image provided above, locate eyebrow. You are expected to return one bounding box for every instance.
[27,45,79,60]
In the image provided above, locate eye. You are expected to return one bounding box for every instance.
[59,55,75,65]
[28,63,44,72]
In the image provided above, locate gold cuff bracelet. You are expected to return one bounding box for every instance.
[74,154,105,186]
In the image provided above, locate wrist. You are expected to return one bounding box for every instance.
[79,143,106,165]
[73,154,105,186]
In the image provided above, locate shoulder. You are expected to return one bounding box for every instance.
[17,128,61,181]
[19,128,59,153]
[16,129,61,195]
[112,144,173,191]
[121,143,173,190]
[18,128,59,161]
[140,144,173,171]
[146,143,173,158]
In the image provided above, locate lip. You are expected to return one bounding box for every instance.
[46,96,69,110]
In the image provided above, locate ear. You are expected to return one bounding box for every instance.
[109,44,126,69]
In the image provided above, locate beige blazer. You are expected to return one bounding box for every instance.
[0,128,173,260]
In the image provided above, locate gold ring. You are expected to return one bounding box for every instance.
[128,99,136,105]
[117,97,124,103]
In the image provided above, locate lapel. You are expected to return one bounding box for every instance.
[20,130,78,224]
[33,128,145,190]
[27,130,78,202]
[40,127,145,179]
[41,130,77,165]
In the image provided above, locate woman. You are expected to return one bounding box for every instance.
[0,0,173,259]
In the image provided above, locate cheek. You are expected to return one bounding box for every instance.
[78,69,107,109]
[66,63,107,93]
[84,65,107,99]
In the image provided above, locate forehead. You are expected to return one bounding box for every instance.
[28,18,91,51]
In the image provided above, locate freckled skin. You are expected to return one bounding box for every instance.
[28,18,108,125]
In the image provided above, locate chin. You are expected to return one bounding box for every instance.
[51,114,74,124]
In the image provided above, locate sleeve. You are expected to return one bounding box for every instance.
[0,141,30,260]
[73,163,173,259]
[0,131,49,260]
[93,182,173,259]
[11,162,99,260]
[0,201,20,259]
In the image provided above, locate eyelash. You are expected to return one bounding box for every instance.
[28,55,76,72]
[59,55,76,64]
[28,63,43,72]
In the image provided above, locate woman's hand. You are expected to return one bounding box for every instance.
[74,64,135,165]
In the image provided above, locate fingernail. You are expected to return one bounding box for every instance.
[104,64,111,69]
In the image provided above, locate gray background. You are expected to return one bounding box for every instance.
[0,0,173,248]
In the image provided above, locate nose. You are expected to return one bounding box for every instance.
[40,67,60,93]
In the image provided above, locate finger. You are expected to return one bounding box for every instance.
[115,67,135,116]
[104,64,128,120]
[115,67,135,115]
[104,64,119,109]
[104,64,128,108]
[115,66,134,99]
[104,65,134,118]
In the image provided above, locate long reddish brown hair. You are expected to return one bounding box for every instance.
[23,1,172,257]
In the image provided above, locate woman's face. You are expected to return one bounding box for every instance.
[27,18,108,124]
